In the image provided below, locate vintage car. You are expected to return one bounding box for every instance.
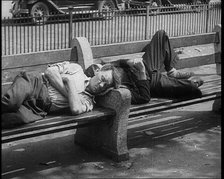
[126,0,210,8]
[10,0,210,23]
[10,0,126,23]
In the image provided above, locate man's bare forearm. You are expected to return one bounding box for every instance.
[65,80,87,115]
[44,67,68,97]
[136,71,147,80]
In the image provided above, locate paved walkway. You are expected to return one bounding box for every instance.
[2,99,221,178]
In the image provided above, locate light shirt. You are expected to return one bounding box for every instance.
[46,61,94,112]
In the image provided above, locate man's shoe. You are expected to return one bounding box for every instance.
[189,76,204,87]
[2,113,25,129]
[167,68,194,79]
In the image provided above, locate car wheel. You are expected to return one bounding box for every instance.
[192,0,202,12]
[98,0,116,19]
[30,2,49,24]
[150,0,161,14]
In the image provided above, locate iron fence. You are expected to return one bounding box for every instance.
[1,2,221,56]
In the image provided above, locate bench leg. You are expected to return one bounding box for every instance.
[212,97,221,113]
[75,117,129,162]
[74,88,131,162]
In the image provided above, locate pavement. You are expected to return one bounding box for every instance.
[1,99,221,179]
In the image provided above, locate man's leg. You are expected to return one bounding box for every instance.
[2,71,48,128]
[142,30,177,73]
[142,30,193,79]
[150,73,202,99]
[2,72,33,113]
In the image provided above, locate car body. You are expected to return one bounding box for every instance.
[10,0,126,23]
[126,0,210,8]
[9,0,210,23]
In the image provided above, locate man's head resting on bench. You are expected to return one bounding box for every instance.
[85,63,121,95]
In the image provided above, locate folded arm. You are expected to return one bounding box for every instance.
[129,80,151,104]
[62,75,88,115]
[44,66,68,97]
[115,58,151,104]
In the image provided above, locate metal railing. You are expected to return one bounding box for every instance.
[1,2,221,56]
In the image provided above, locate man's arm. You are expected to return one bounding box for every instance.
[62,75,87,115]
[44,66,68,97]
[126,58,151,104]
[130,80,151,104]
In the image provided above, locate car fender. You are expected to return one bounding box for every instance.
[98,0,120,9]
[112,0,119,9]
[191,0,210,4]
[113,0,128,9]
[26,0,39,5]
[27,0,65,13]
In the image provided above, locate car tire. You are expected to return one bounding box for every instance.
[97,0,116,19]
[150,0,161,14]
[30,2,49,24]
[192,0,203,12]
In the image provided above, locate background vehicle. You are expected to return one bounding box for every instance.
[126,0,210,10]
[10,0,126,23]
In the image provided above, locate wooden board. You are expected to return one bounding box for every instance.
[2,107,116,143]
[91,32,218,58]
[129,74,221,118]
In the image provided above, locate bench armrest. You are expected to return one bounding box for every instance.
[95,88,131,117]
[95,87,131,161]
[213,24,221,75]
[75,88,131,161]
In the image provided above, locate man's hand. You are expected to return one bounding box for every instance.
[61,74,72,83]
[61,74,71,91]
[44,66,68,97]
[126,58,147,80]
[61,74,87,115]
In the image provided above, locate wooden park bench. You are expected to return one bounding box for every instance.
[2,24,221,162]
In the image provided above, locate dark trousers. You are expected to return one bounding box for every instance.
[2,71,51,126]
[142,30,202,98]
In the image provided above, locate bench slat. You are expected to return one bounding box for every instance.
[2,65,48,84]
[2,49,71,70]
[127,113,216,139]
[2,107,115,141]
[129,93,221,119]
[2,123,80,143]
[129,83,221,118]
[201,81,221,89]
[201,86,221,94]
[130,75,221,112]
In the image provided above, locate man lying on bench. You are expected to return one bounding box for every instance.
[86,30,204,105]
[2,62,121,128]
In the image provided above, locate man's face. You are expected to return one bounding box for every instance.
[87,70,113,95]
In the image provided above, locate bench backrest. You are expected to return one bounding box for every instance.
[1,37,93,94]
[91,32,218,58]
[2,25,221,95]
[1,49,70,95]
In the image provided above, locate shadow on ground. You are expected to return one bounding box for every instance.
[2,101,221,178]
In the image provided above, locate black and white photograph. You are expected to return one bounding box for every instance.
[1,0,221,178]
